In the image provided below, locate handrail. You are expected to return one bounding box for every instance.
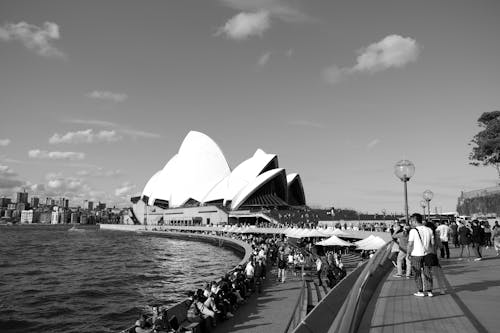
[284,280,307,333]
[329,241,394,333]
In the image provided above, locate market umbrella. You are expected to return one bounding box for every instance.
[316,234,353,247]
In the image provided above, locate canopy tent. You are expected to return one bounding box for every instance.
[302,229,330,238]
[315,235,353,247]
[355,235,387,250]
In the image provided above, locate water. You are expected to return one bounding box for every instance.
[0,225,241,333]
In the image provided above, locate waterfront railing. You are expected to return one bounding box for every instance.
[289,241,393,333]
[283,280,307,333]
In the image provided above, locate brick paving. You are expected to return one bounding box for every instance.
[360,246,499,333]
[211,267,304,333]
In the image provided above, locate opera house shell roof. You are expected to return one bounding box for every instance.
[141,131,306,210]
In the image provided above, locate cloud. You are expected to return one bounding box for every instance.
[219,0,311,23]
[114,182,136,197]
[257,51,271,66]
[76,168,123,178]
[63,119,161,139]
[28,149,85,161]
[49,129,121,144]
[87,90,128,103]
[217,11,271,40]
[0,139,11,146]
[0,21,65,58]
[285,49,293,57]
[323,35,420,83]
[288,120,326,128]
[0,178,25,189]
[0,164,17,177]
[367,139,381,149]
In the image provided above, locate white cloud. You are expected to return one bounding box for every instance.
[0,21,65,58]
[217,11,271,40]
[0,178,25,189]
[63,119,161,139]
[258,51,271,66]
[352,35,420,73]
[115,182,136,197]
[219,0,311,23]
[49,129,121,144]
[285,49,293,57]
[87,90,128,103]
[324,35,420,84]
[28,149,85,161]
[0,139,11,146]
[0,164,17,177]
[76,168,122,178]
[367,139,381,149]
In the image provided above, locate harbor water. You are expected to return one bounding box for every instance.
[0,225,241,333]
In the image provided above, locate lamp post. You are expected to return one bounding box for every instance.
[394,160,415,224]
[420,200,427,217]
[423,190,434,222]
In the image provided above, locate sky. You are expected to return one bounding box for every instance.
[0,0,499,213]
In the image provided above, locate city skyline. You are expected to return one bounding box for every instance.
[1,0,499,212]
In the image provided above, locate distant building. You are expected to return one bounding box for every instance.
[86,201,94,211]
[0,197,12,208]
[40,211,51,224]
[46,197,55,206]
[30,197,40,208]
[70,212,80,224]
[16,203,26,211]
[7,203,16,210]
[20,210,38,224]
[17,191,28,204]
[97,202,106,211]
[51,210,60,224]
[58,198,69,209]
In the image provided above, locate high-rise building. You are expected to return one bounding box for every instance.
[30,197,40,208]
[0,197,11,208]
[97,202,106,211]
[16,191,28,204]
[86,201,94,211]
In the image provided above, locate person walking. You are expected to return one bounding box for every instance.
[408,213,435,297]
[492,223,500,256]
[458,222,471,258]
[393,225,411,278]
[471,220,484,261]
[277,249,287,283]
[426,221,448,295]
[316,257,323,286]
[436,221,451,259]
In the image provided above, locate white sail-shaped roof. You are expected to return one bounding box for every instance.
[202,149,277,204]
[231,168,287,210]
[142,170,162,199]
[286,173,306,206]
[149,131,230,207]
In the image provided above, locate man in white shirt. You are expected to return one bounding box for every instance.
[436,221,451,259]
[407,213,435,297]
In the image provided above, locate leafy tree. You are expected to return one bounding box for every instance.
[469,111,500,179]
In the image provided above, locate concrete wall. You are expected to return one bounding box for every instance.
[99,224,252,266]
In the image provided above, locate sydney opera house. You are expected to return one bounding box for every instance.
[131,131,306,225]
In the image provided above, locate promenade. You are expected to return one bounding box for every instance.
[359,246,499,333]
[212,266,304,333]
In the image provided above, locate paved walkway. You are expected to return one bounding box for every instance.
[359,246,499,333]
[212,267,304,333]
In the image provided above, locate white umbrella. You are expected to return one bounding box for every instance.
[316,235,352,247]
[331,229,351,237]
[303,229,330,238]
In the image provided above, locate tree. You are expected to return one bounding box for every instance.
[469,111,500,179]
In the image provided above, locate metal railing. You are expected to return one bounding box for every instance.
[329,241,394,333]
[284,280,307,333]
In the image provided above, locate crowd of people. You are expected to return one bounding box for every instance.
[390,213,500,298]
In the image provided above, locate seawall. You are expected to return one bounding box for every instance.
[99,224,252,268]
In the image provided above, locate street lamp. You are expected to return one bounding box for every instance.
[420,200,427,217]
[394,160,415,224]
[423,189,434,222]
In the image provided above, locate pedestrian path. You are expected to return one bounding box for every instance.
[359,247,499,333]
[212,268,304,333]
